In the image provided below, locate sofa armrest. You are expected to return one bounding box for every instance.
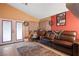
[73,43,79,56]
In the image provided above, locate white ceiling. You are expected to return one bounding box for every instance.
[8,3,68,19]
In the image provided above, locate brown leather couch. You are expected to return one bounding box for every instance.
[51,31,76,55]
[38,30,77,55]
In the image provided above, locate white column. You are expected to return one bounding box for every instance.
[12,20,17,42]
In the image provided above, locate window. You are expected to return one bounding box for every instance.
[17,22,23,40]
[3,21,11,42]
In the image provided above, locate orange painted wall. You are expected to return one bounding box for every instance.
[0,3,39,43]
[51,11,79,40]
[0,3,39,22]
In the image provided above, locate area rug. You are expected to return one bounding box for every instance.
[17,43,60,56]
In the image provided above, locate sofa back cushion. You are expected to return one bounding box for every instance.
[45,32,50,38]
[49,33,55,40]
[59,31,76,42]
[45,31,52,38]
[37,30,46,36]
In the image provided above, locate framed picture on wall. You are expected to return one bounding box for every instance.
[56,12,66,26]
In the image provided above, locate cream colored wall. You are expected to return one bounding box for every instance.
[29,21,39,31]
[39,17,51,31]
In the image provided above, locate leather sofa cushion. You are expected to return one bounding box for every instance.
[45,33,50,38]
[54,40,73,48]
[59,35,75,42]
[37,30,46,36]
[49,33,55,40]
[62,31,76,36]
[45,31,52,38]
